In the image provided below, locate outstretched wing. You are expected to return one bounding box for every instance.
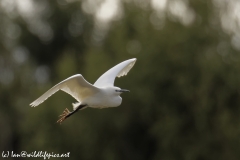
[94,58,137,87]
[30,74,99,107]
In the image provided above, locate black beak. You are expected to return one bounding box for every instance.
[119,89,130,92]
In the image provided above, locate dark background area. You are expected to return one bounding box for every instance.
[1,0,240,159]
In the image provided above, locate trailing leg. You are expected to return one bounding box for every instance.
[57,104,87,124]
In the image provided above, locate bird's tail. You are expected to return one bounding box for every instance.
[72,102,81,110]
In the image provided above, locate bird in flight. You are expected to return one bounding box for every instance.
[30,58,137,124]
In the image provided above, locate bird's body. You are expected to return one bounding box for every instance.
[78,86,123,109]
[30,58,136,123]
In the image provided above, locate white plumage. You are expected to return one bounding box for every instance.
[30,58,137,123]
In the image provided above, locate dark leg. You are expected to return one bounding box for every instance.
[57,104,87,124]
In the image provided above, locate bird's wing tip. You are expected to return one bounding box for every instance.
[29,103,37,107]
[129,58,137,64]
[131,58,137,61]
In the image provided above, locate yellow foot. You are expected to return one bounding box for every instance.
[57,108,71,124]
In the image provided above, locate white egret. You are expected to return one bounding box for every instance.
[30,58,137,124]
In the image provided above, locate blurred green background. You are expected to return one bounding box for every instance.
[1,0,240,159]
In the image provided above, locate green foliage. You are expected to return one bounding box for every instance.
[1,0,240,160]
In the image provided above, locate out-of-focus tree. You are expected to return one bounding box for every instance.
[1,0,240,160]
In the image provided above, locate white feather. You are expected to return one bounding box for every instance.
[94,58,136,87]
[30,58,137,109]
[30,74,99,107]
